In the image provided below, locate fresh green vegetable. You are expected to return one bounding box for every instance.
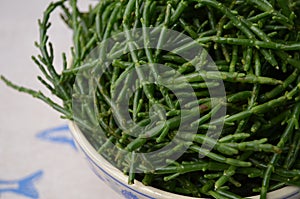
[1,0,300,198]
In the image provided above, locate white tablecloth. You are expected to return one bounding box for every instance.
[0,0,122,198]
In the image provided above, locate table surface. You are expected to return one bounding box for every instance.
[0,0,123,198]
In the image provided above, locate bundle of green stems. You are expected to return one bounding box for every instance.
[2,0,300,198]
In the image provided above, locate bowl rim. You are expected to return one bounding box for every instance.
[68,121,300,199]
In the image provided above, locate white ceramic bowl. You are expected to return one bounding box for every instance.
[69,122,300,199]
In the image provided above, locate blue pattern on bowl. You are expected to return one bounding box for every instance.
[122,190,139,199]
[81,146,156,199]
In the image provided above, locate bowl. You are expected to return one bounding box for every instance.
[68,122,300,199]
